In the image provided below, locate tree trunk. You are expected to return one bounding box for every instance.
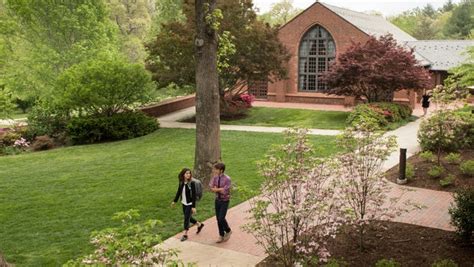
[194,0,221,186]
[0,252,10,267]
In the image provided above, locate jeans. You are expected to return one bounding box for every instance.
[182,204,197,230]
[215,199,231,237]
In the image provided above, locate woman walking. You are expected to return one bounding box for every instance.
[171,168,204,241]
[421,89,432,116]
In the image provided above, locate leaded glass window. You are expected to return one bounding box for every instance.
[298,25,336,92]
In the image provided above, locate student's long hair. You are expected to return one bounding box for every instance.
[178,168,192,183]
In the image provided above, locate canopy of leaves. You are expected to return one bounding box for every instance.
[389,1,474,40]
[321,35,431,102]
[445,46,474,88]
[1,0,117,100]
[56,57,154,116]
[145,0,289,90]
[258,0,302,27]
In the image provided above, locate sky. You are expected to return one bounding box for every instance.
[253,0,461,17]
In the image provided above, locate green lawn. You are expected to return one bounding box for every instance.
[221,107,349,129]
[0,128,338,266]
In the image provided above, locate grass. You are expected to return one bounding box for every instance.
[220,107,349,130]
[0,109,28,120]
[0,128,339,266]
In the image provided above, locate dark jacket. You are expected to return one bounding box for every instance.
[173,181,196,208]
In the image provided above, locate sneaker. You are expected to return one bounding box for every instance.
[223,230,232,241]
[180,235,188,242]
[196,223,205,234]
[216,236,225,243]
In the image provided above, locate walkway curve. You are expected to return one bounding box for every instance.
[157,104,454,266]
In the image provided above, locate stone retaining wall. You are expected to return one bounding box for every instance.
[140,95,195,117]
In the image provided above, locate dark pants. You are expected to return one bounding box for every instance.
[215,199,231,237]
[182,204,197,231]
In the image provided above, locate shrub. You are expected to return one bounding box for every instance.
[431,259,458,267]
[347,104,388,129]
[0,131,21,146]
[445,153,461,165]
[324,259,349,267]
[68,209,182,265]
[56,57,153,116]
[31,135,55,151]
[67,111,159,144]
[439,174,455,187]
[406,163,415,180]
[375,259,401,267]
[220,95,252,119]
[420,151,435,162]
[418,111,474,153]
[26,103,69,139]
[449,187,474,242]
[459,160,474,177]
[428,165,444,178]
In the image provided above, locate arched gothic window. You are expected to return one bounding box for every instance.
[298,25,336,92]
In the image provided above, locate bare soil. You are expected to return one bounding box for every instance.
[258,222,474,266]
[386,150,474,192]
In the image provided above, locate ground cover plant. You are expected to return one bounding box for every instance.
[386,150,474,192]
[0,128,339,266]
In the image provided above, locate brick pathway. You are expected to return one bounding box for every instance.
[158,102,456,266]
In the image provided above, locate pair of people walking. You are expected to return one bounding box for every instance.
[171,163,232,243]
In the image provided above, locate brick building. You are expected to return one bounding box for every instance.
[248,1,474,107]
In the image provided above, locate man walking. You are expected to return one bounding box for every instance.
[209,162,232,243]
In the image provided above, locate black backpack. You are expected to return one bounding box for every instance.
[191,178,203,201]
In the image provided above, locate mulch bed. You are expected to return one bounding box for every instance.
[258,221,474,266]
[386,150,474,192]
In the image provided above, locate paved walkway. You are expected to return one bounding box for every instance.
[158,102,455,266]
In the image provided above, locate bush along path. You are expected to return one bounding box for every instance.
[158,115,457,266]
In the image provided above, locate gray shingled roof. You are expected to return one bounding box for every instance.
[406,40,474,71]
[320,2,417,43]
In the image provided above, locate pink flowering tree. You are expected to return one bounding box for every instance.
[333,125,409,250]
[243,129,347,266]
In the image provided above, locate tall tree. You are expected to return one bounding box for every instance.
[445,46,474,88]
[145,0,289,90]
[1,0,117,100]
[443,0,474,39]
[258,0,302,26]
[441,0,455,12]
[194,0,221,183]
[107,0,156,63]
[321,35,431,103]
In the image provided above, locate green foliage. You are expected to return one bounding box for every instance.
[149,83,195,104]
[445,153,461,164]
[1,0,118,101]
[145,0,289,90]
[443,0,474,39]
[449,187,474,242]
[459,160,474,177]
[440,174,455,187]
[0,86,15,119]
[406,163,415,180]
[418,110,474,153]
[375,258,401,267]
[69,209,181,266]
[431,259,458,267]
[323,258,349,267]
[445,46,474,89]
[428,165,444,178]
[347,102,412,130]
[66,111,159,144]
[26,103,70,139]
[56,57,154,116]
[258,0,302,26]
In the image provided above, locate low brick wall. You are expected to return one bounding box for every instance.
[140,95,195,117]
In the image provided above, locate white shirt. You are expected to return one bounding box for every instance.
[181,183,191,206]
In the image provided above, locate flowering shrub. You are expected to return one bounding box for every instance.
[13,138,30,150]
[347,102,412,129]
[68,209,183,266]
[333,125,418,249]
[220,93,255,119]
[239,93,255,107]
[243,129,347,266]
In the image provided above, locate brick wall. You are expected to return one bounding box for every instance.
[140,95,195,117]
[267,2,369,104]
